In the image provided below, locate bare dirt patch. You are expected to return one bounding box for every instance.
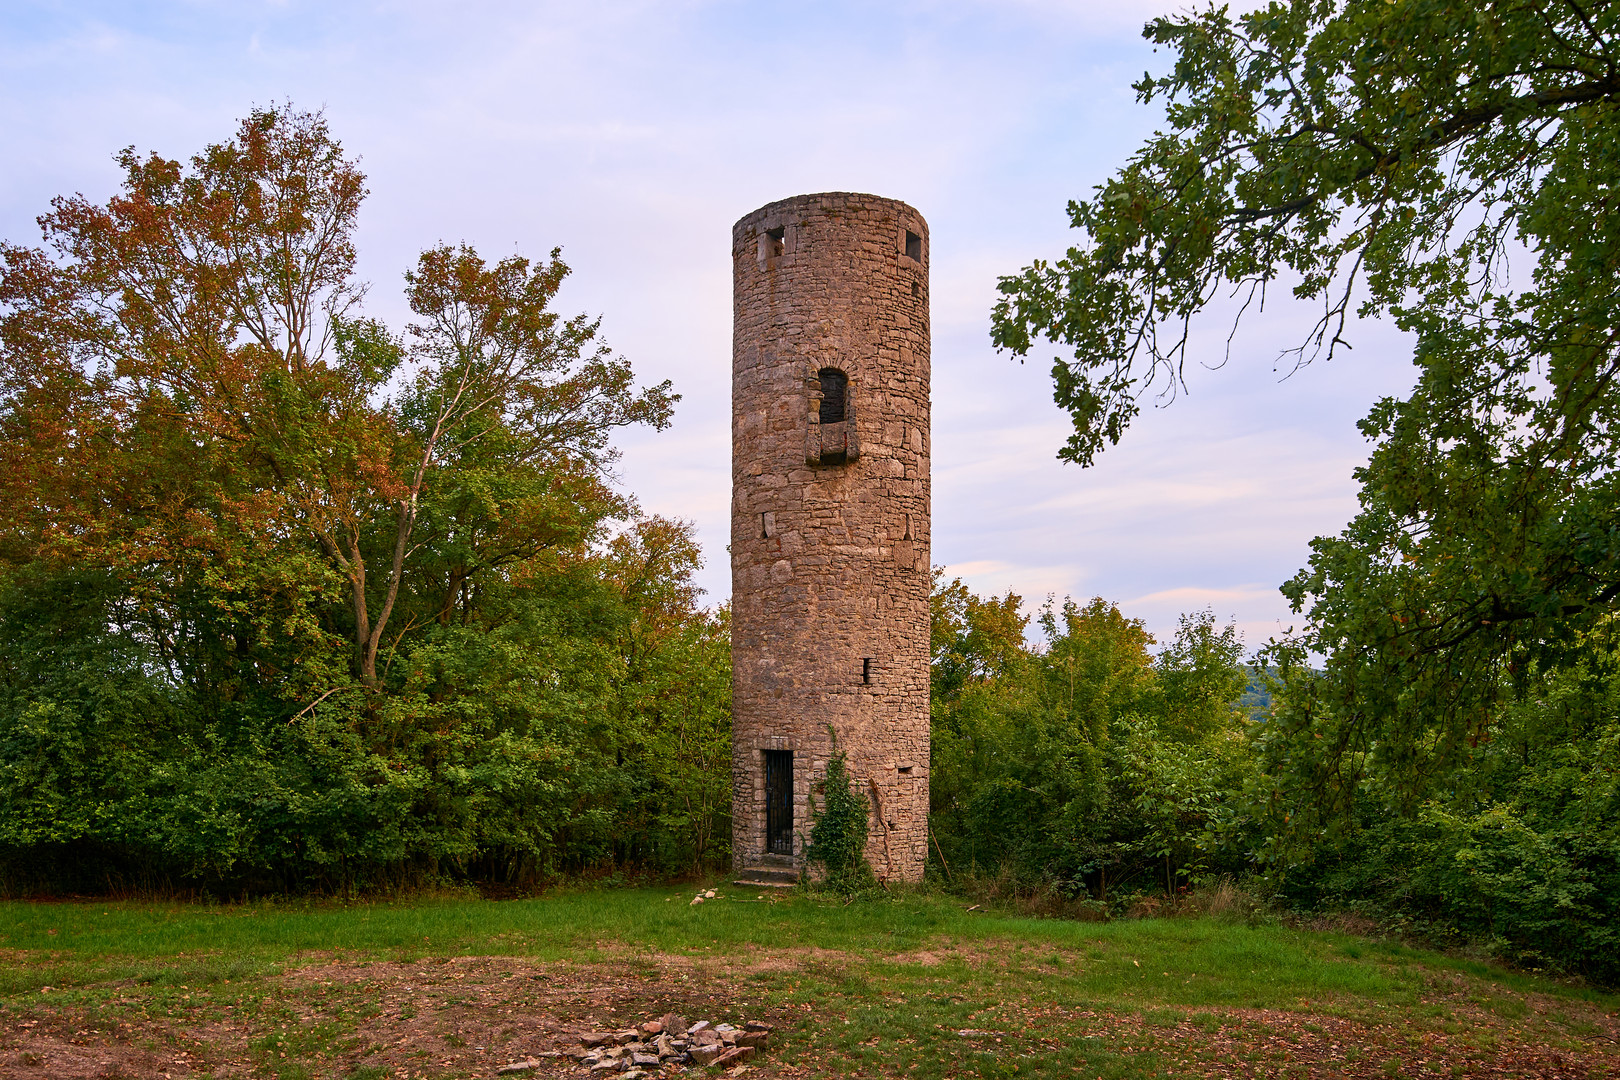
[0,950,1615,1079]
[0,954,799,1080]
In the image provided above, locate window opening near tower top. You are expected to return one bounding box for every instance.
[818,368,848,425]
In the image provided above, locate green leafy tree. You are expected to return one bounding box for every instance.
[988,1,1620,975]
[989,0,1620,787]
[1156,609,1247,742]
[931,569,1030,701]
[929,577,1253,899]
[597,518,733,871]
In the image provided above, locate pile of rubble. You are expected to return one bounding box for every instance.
[571,1014,771,1076]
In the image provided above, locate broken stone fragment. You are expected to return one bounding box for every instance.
[744,1021,773,1033]
[496,1060,539,1076]
[660,1013,686,1035]
[639,1020,664,1036]
[691,1029,721,1047]
[588,1062,619,1075]
[712,1046,757,1068]
[686,1020,711,1035]
[581,1033,614,1048]
[630,1052,660,1067]
[615,1031,639,1045]
[653,1034,674,1058]
[736,1032,769,1048]
[688,1044,726,1066]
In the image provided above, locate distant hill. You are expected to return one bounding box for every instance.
[1238,665,1272,719]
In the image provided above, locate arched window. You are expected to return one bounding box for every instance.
[818,368,848,425]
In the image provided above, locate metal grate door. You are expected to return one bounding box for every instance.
[764,750,794,855]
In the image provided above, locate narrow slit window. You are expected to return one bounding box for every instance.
[905,230,922,261]
[818,368,847,424]
[862,657,874,685]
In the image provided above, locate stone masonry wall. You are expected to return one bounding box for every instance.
[731,192,930,883]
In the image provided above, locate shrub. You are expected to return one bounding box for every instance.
[804,737,874,895]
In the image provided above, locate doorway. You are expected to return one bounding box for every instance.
[764,750,793,855]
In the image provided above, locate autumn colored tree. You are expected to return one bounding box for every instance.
[1,107,674,687]
[0,106,720,892]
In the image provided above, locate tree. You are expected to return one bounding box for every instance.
[0,107,715,893]
[1155,609,1247,742]
[993,0,1620,468]
[929,574,1257,896]
[992,0,1620,826]
[598,518,733,870]
[0,106,675,688]
[989,4,1620,975]
[931,569,1030,702]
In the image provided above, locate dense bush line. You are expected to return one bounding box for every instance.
[0,532,731,895]
[927,574,1620,986]
[1262,659,1620,985]
[928,579,1251,900]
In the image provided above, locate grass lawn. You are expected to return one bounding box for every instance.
[0,885,1614,1079]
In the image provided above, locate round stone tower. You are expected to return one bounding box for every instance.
[730,192,930,884]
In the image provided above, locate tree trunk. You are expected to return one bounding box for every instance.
[359,501,416,687]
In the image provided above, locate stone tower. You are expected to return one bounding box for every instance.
[730,192,930,884]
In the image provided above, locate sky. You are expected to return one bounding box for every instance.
[1,0,1420,651]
